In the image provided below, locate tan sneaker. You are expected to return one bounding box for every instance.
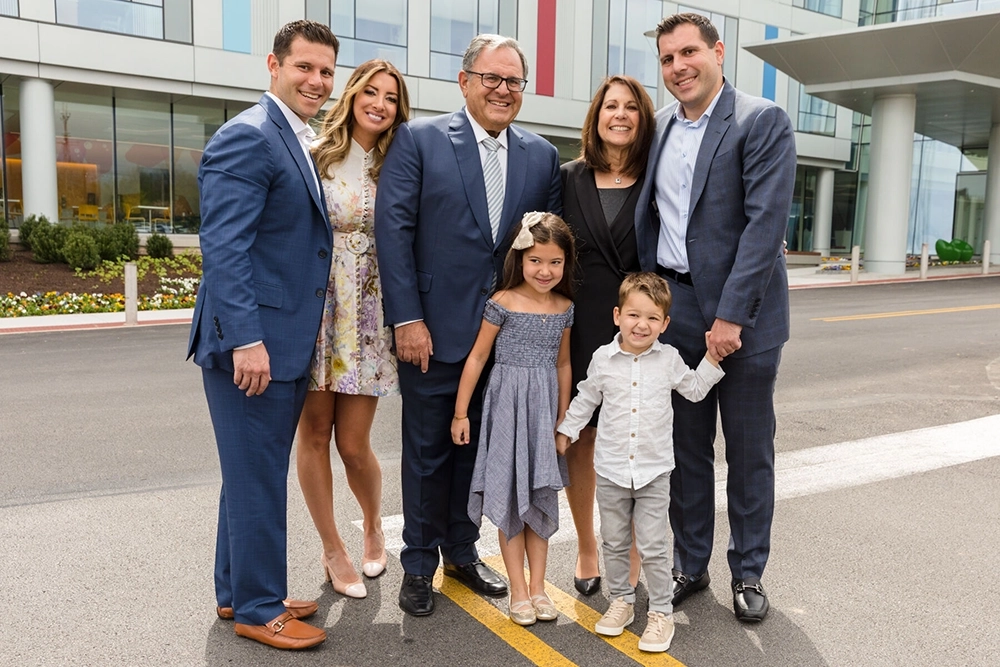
[638,611,675,652]
[595,597,634,636]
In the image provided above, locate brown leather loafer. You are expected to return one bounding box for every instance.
[217,598,318,620]
[234,612,326,650]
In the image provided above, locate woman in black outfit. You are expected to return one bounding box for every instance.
[560,75,655,595]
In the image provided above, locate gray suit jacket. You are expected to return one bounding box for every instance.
[635,82,796,357]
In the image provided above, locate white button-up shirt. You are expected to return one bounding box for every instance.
[557,335,724,489]
[654,84,724,273]
[264,91,321,198]
[464,106,509,185]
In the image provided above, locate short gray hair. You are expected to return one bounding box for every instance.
[462,34,529,80]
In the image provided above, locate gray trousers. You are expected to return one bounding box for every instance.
[596,471,673,614]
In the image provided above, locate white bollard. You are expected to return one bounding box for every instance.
[850,245,860,284]
[124,261,138,326]
[919,243,929,280]
[984,240,991,275]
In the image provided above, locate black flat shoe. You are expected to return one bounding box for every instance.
[732,577,768,622]
[442,560,508,596]
[574,576,601,596]
[399,574,435,616]
[671,569,710,606]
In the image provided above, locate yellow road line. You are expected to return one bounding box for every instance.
[812,303,1000,322]
[433,568,576,667]
[485,555,686,667]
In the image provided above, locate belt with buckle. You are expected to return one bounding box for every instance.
[657,265,692,286]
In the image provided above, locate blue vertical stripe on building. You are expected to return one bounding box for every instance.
[761,25,778,102]
[223,0,252,54]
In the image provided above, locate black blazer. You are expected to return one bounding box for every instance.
[561,159,641,390]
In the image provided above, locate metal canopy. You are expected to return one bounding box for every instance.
[744,11,1000,149]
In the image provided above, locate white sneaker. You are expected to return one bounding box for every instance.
[595,597,634,636]
[638,611,675,652]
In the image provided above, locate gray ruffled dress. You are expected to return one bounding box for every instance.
[468,299,573,540]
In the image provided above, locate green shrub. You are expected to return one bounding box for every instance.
[17,214,48,249]
[99,222,140,261]
[145,232,174,259]
[62,230,101,270]
[0,222,10,262]
[29,222,69,264]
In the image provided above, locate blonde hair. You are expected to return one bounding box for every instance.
[618,272,672,316]
[312,59,410,182]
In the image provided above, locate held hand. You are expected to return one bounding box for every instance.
[232,344,271,396]
[451,417,471,445]
[555,433,571,455]
[394,321,433,373]
[704,332,722,366]
[707,318,742,360]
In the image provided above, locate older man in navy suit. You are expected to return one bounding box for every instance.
[187,20,337,649]
[635,13,796,622]
[375,34,561,617]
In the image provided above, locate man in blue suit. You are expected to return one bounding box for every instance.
[635,13,796,623]
[187,20,338,649]
[375,34,561,617]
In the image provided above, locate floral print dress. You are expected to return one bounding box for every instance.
[308,139,398,396]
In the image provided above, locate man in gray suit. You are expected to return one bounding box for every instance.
[635,13,796,622]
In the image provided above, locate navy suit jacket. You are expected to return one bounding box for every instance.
[187,94,332,381]
[635,82,796,357]
[375,110,562,364]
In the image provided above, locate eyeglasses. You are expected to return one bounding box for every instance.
[465,71,528,93]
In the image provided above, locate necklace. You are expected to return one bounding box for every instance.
[539,313,549,324]
[615,177,621,184]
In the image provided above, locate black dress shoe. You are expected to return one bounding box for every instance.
[573,576,601,596]
[399,574,435,616]
[442,560,508,596]
[671,569,710,606]
[732,577,769,622]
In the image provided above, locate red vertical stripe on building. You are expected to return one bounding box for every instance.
[536,0,557,97]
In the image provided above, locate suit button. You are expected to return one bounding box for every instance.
[493,250,500,257]
[480,288,488,295]
[318,249,328,259]
[315,288,324,297]
[213,316,219,323]
[217,333,224,340]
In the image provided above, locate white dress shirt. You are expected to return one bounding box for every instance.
[557,335,724,490]
[654,84,725,273]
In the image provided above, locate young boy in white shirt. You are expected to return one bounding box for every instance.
[556,271,723,653]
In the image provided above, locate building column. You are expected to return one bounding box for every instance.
[19,78,59,223]
[863,93,916,275]
[984,122,1000,266]
[812,167,835,256]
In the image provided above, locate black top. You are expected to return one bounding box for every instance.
[560,160,642,415]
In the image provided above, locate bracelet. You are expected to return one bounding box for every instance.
[452,415,467,421]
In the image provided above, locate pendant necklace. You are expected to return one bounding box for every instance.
[615,176,622,184]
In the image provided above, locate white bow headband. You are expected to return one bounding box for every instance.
[511,212,546,250]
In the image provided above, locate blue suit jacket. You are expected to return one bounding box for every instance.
[187,94,332,381]
[375,110,562,364]
[635,82,796,357]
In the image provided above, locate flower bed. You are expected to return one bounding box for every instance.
[1,290,196,318]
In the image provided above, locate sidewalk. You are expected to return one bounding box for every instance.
[1,264,997,334]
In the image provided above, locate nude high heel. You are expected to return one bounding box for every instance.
[362,551,387,578]
[321,553,367,599]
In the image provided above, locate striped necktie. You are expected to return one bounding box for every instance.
[481,136,504,242]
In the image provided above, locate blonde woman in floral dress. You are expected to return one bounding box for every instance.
[297,59,410,599]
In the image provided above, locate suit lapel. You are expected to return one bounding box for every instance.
[497,126,527,248]
[688,84,733,218]
[576,166,626,273]
[450,113,495,247]
[261,94,326,216]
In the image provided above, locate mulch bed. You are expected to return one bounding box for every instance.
[1,246,187,296]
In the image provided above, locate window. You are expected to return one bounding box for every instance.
[173,101,225,234]
[430,0,517,81]
[52,90,116,226]
[115,96,171,231]
[330,0,408,72]
[56,0,165,40]
[859,0,1000,26]
[0,83,17,228]
[0,0,18,17]
[793,0,842,18]
[787,80,836,136]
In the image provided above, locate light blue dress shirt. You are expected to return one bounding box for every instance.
[654,85,725,273]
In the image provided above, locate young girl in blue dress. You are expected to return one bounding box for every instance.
[451,211,577,626]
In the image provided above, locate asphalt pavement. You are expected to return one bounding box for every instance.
[1,273,998,666]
